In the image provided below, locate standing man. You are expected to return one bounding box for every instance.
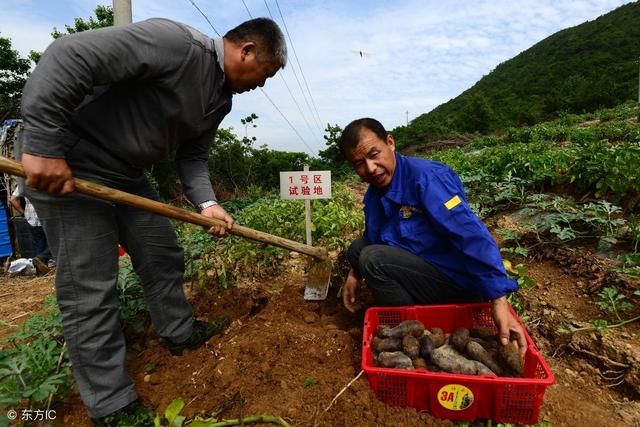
[20,17,287,425]
[9,186,54,273]
[339,118,527,357]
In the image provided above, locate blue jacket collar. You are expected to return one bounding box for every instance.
[381,152,404,204]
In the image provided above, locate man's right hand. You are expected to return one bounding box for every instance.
[22,153,75,194]
[342,268,360,313]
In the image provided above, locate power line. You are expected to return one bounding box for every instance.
[274,0,325,134]
[261,0,325,147]
[260,89,317,156]
[187,0,320,155]
[241,0,253,19]
[242,1,325,152]
[261,1,319,135]
[186,0,221,36]
[278,73,325,149]
[263,0,275,19]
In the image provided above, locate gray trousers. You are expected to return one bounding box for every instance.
[25,171,193,418]
[347,237,483,306]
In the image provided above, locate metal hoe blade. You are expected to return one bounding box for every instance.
[303,257,331,300]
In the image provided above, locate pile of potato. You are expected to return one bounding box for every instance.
[371,320,523,377]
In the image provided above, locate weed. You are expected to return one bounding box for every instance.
[559,288,640,334]
[0,298,71,411]
[117,257,148,329]
[595,287,634,322]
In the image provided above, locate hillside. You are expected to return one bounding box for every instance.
[395,1,640,149]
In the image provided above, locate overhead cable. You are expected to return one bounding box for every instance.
[186,0,221,36]
[274,0,325,134]
[260,89,317,156]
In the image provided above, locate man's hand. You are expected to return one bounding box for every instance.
[22,153,75,194]
[201,204,234,237]
[342,268,360,313]
[492,295,527,359]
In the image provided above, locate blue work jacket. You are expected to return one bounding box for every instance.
[363,153,519,300]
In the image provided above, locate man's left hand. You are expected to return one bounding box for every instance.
[492,295,527,359]
[201,205,234,237]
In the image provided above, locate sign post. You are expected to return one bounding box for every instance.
[280,167,332,300]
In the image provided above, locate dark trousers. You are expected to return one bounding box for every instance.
[346,237,483,306]
[30,225,52,262]
[25,176,193,418]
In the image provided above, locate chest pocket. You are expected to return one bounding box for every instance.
[397,208,440,251]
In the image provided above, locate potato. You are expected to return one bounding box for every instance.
[426,328,446,348]
[498,341,524,376]
[372,336,402,352]
[470,326,497,341]
[378,351,414,369]
[418,334,435,359]
[466,341,502,375]
[386,320,425,339]
[472,360,497,376]
[412,357,428,369]
[402,335,420,359]
[426,361,442,372]
[451,327,470,352]
[431,345,477,375]
[470,336,498,351]
[376,324,392,338]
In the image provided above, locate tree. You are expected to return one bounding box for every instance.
[29,5,114,63]
[52,5,114,39]
[318,123,343,163]
[0,36,30,120]
[316,123,353,178]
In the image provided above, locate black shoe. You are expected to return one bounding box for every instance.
[166,316,231,356]
[32,257,50,275]
[92,399,154,427]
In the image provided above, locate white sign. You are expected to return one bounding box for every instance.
[279,170,331,200]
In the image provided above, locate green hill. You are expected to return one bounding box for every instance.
[394,1,640,149]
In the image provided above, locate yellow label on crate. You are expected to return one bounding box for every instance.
[437,384,474,410]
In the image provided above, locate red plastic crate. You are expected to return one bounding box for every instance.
[362,303,554,424]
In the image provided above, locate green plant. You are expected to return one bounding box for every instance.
[595,287,634,322]
[0,339,71,407]
[559,289,640,334]
[154,398,291,427]
[117,258,148,329]
[0,298,72,412]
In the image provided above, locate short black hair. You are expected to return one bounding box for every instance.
[225,18,287,66]
[338,118,388,155]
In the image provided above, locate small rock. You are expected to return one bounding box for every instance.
[143,374,151,383]
[304,313,319,323]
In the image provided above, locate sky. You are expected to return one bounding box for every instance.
[0,0,633,156]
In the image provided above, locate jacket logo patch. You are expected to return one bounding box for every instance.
[445,195,462,210]
[400,205,423,218]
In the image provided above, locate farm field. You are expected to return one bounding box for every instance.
[2,185,639,426]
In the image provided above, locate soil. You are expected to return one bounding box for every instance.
[2,202,640,426]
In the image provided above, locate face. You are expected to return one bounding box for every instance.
[345,129,396,189]
[224,42,281,93]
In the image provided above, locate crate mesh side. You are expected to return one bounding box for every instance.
[373,374,408,407]
[377,311,403,328]
[498,383,537,422]
[535,360,546,379]
[471,306,496,330]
